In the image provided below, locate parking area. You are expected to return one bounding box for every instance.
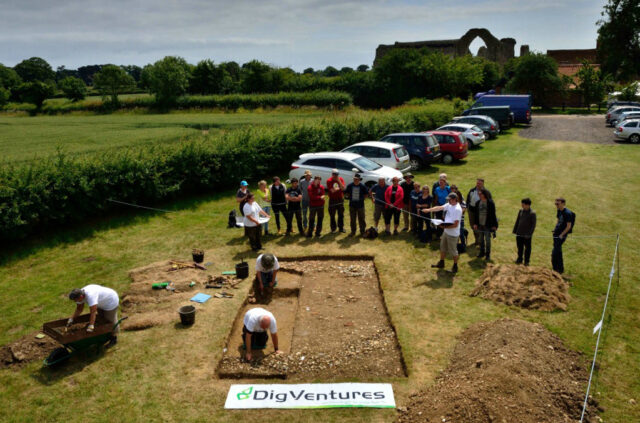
[519,114,619,144]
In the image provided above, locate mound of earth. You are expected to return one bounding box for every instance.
[399,319,599,423]
[0,332,60,369]
[470,264,570,311]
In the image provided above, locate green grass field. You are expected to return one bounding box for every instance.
[0,109,349,163]
[0,127,638,422]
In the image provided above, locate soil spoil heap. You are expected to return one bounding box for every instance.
[399,319,599,423]
[470,264,570,311]
[0,333,60,369]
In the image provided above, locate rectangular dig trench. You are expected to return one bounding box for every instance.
[216,256,407,380]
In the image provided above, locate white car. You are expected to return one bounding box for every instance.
[340,141,411,173]
[615,110,640,126]
[614,119,640,144]
[289,152,403,187]
[436,123,486,147]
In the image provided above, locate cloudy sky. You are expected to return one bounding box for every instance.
[0,0,605,71]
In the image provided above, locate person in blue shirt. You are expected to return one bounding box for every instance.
[552,198,573,274]
[344,173,370,235]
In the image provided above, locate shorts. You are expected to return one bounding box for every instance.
[440,233,459,258]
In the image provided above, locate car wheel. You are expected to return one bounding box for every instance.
[409,156,422,171]
[630,134,640,144]
[442,154,453,165]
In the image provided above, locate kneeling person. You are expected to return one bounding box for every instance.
[254,253,279,295]
[67,284,120,347]
[242,307,282,361]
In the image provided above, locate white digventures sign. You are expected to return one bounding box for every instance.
[224,383,395,409]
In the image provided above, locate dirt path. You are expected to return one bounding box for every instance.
[520,114,619,144]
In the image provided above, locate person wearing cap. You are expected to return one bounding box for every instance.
[269,176,287,235]
[423,192,463,273]
[344,173,369,236]
[242,307,282,361]
[369,177,388,231]
[307,176,326,237]
[384,176,404,235]
[285,178,304,235]
[400,173,414,231]
[253,253,280,296]
[471,188,498,261]
[299,170,313,229]
[326,169,346,233]
[243,193,270,251]
[236,180,251,216]
[67,284,120,347]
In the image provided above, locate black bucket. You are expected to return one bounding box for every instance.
[178,305,196,325]
[192,249,204,263]
[235,261,249,279]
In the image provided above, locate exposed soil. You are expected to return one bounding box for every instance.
[122,260,242,331]
[0,332,60,369]
[217,258,406,380]
[520,114,617,144]
[470,264,571,311]
[398,319,599,423]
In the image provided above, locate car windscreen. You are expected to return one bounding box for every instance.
[353,156,382,171]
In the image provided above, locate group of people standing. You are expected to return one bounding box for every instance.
[235,171,574,275]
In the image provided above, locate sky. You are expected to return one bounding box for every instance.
[0,0,606,71]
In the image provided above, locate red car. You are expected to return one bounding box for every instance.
[425,131,468,164]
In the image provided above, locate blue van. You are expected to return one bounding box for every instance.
[470,95,532,124]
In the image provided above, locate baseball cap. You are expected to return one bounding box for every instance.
[240,180,248,186]
[354,173,362,179]
[447,192,458,199]
[331,168,339,174]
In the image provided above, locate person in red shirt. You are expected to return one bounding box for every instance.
[326,169,346,233]
[306,176,326,237]
[384,176,404,235]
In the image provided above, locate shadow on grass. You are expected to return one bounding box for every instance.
[31,348,107,386]
[422,269,455,289]
[0,191,231,267]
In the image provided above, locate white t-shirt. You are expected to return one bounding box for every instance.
[256,254,280,273]
[243,202,263,227]
[443,203,462,237]
[78,284,119,311]
[243,308,277,333]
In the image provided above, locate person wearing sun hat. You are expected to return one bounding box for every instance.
[236,180,251,216]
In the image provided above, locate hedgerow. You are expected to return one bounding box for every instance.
[0,101,454,240]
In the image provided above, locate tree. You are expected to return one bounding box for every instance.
[16,81,54,109]
[55,65,79,82]
[0,64,22,92]
[505,53,563,107]
[77,65,103,85]
[323,66,339,77]
[59,76,87,102]
[93,65,135,106]
[575,61,611,110]
[340,67,354,74]
[618,81,639,101]
[122,65,142,82]
[597,0,640,81]
[142,56,191,106]
[303,67,314,74]
[240,60,274,93]
[0,86,9,106]
[189,59,230,95]
[14,57,55,83]
[357,64,370,72]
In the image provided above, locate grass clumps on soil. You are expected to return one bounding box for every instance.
[399,319,599,423]
[0,333,59,369]
[470,264,571,311]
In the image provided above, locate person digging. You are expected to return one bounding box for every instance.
[252,253,279,303]
[242,307,283,361]
[67,284,120,348]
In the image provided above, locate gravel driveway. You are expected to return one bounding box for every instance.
[519,114,620,144]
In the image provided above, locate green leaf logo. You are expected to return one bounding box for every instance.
[237,386,253,400]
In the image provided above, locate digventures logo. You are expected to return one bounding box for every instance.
[225,383,395,409]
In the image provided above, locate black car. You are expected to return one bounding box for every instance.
[451,115,500,139]
[379,133,442,171]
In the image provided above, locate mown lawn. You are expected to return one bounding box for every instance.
[0,108,350,163]
[0,129,638,422]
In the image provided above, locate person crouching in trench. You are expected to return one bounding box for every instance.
[252,253,279,302]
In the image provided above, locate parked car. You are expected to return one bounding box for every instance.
[606,100,640,109]
[470,94,532,124]
[450,115,500,139]
[614,119,640,144]
[607,106,640,126]
[613,110,640,126]
[289,152,403,187]
[436,123,485,147]
[462,105,514,129]
[427,131,468,164]
[340,141,411,173]
[378,133,442,170]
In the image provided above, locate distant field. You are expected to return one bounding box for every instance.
[43,93,152,107]
[0,109,348,163]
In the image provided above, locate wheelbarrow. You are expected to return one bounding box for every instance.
[41,313,128,367]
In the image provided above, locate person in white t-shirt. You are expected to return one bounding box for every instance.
[423,192,462,273]
[254,253,280,296]
[67,284,120,347]
[242,307,283,361]
[242,193,270,251]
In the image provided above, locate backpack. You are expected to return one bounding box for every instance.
[363,227,378,239]
[228,210,238,228]
[567,209,576,234]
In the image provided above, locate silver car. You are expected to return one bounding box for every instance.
[615,110,640,126]
[613,119,640,144]
[436,123,485,147]
[607,106,640,126]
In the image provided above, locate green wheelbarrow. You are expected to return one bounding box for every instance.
[42,314,128,367]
